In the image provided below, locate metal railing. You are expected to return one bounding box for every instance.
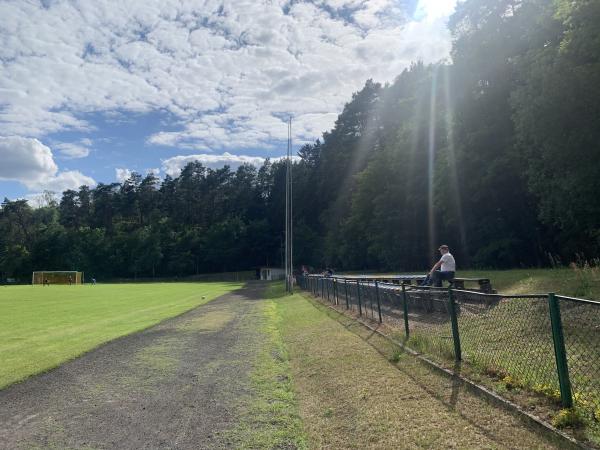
[298,275,600,424]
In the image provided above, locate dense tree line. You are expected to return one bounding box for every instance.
[1,0,599,280]
[0,162,287,280]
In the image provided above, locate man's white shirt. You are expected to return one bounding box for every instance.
[440,253,456,272]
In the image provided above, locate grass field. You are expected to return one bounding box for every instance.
[0,282,242,389]
[459,267,600,298]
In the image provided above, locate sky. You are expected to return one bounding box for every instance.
[0,0,457,202]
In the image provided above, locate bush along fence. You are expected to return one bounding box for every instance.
[297,275,600,426]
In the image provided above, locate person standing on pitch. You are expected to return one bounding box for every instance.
[428,244,456,287]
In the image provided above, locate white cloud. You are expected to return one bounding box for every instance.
[116,167,160,183]
[162,152,298,177]
[115,168,132,183]
[0,136,57,181]
[25,191,59,209]
[0,136,95,192]
[0,0,455,151]
[26,170,96,192]
[54,142,90,159]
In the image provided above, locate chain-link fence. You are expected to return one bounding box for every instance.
[557,295,600,422]
[297,275,600,423]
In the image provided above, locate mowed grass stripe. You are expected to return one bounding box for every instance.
[0,282,242,389]
[273,288,559,449]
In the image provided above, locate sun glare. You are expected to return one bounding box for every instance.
[415,0,457,21]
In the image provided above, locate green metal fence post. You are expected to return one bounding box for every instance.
[375,281,382,323]
[357,280,362,316]
[401,284,410,338]
[369,283,374,319]
[344,280,349,309]
[548,293,573,408]
[448,288,462,361]
[333,279,338,305]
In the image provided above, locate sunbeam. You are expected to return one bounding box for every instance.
[442,64,467,256]
[427,67,439,261]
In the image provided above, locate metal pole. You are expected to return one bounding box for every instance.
[357,280,362,316]
[289,118,293,294]
[448,288,462,361]
[375,281,382,323]
[548,293,573,408]
[369,283,374,319]
[331,279,334,303]
[285,168,289,293]
[333,279,338,305]
[402,284,410,337]
[344,280,349,309]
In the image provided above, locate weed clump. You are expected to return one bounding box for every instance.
[552,408,583,429]
[388,350,403,363]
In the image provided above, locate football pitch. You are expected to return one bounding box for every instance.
[0,282,243,389]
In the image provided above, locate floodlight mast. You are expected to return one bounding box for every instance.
[285,117,293,293]
[289,117,293,294]
[285,124,289,292]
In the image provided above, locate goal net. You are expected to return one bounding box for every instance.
[32,271,83,285]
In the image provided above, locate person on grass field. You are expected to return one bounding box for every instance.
[427,244,456,287]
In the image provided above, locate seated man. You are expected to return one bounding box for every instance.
[428,245,456,287]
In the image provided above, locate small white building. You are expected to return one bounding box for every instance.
[260,267,285,281]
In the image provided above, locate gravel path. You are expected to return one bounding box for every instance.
[0,282,266,450]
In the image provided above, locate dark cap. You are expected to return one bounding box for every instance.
[438,244,449,250]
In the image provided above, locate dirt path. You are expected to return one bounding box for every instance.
[0,283,267,450]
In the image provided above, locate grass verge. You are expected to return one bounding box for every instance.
[227,282,308,449]
[269,283,560,449]
[0,282,242,389]
[311,281,600,447]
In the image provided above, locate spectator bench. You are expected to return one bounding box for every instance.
[310,274,495,294]
[450,277,495,294]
